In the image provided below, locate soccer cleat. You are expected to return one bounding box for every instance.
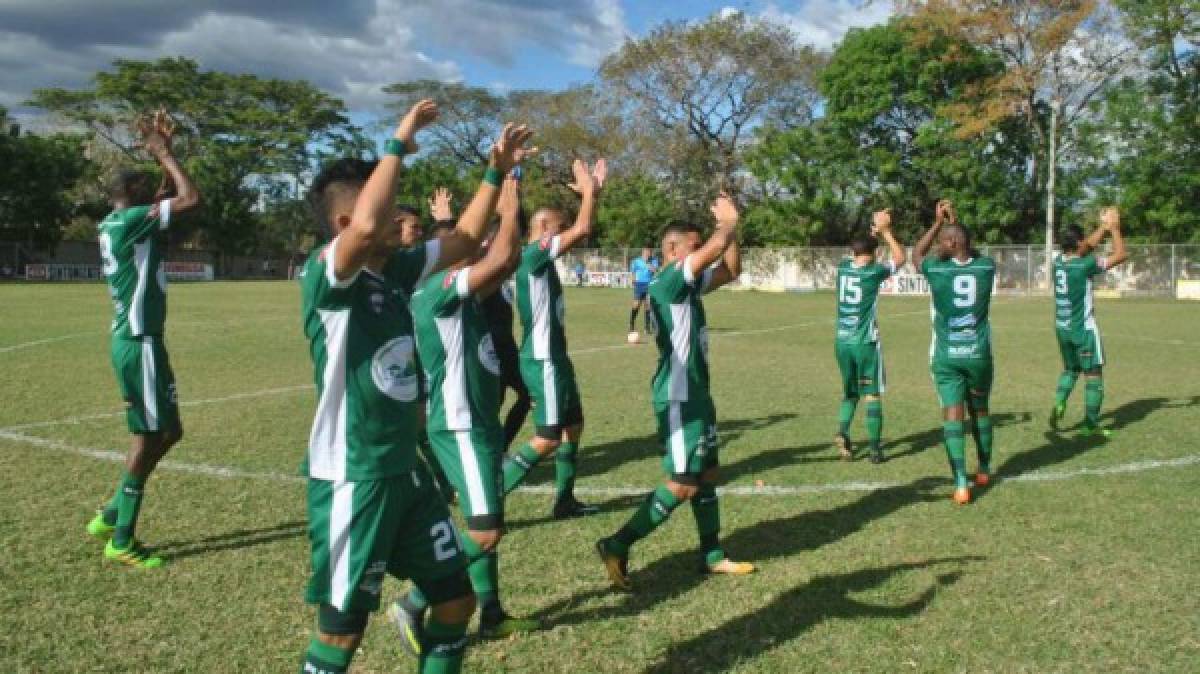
[552,497,599,520]
[1080,426,1114,439]
[703,558,756,575]
[387,600,425,658]
[1050,402,1066,429]
[952,487,971,505]
[479,612,541,639]
[595,538,632,591]
[869,450,884,465]
[104,539,164,568]
[834,433,853,461]
[974,471,991,487]
[86,512,115,541]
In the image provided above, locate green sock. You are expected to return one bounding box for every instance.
[554,441,578,501]
[1084,377,1104,428]
[837,398,858,435]
[461,535,499,611]
[691,484,725,567]
[942,421,968,488]
[502,444,543,494]
[864,400,883,453]
[610,485,681,555]
[113,471,146,548]
[301,637,353,674]
[1055,371,1079,405]
[405,586,429,613]
[102,484,120,526]
[419,618,468,674]
[974,416,993,471]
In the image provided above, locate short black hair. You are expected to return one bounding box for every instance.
[308,158,377,236]
[662,221,702,238]
[850,232,878,256]
[396,204,419,217]
[108,168,154,202]
[1059,224,1085,252]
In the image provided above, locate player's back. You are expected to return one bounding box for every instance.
[835,258,892,344]
[922,255,995,361]
[648,260,710,403]
[1053,252,1103,332]
[515,236,568,361]
[98,204,168,339]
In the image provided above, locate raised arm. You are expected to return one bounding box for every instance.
[428,187,454,227]
[434,123,533,272]
[706,236,741,291]
[1101,207,1128,269]
[555,159,606,253]
[912,200,953,270]
[139,109,200,216]
[467,176,522,297]
[687,192,739,279]
[334,99,437,280]
[873,209,906,269]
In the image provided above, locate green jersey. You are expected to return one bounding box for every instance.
[411,267,502,433]
[300,236,440,481]
[649,257,715,404]
[835,259,895,344]
[515,235,568,362]
[1052,252,1108,333]
[98,200,172,339]
[921,256,995,361]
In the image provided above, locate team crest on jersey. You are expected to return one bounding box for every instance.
[477,334,501,376]
[371,336,419,401]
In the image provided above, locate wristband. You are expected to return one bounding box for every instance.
[483,166,502,187]
[383,138,408,156]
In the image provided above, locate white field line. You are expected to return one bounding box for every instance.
[0,332,93,354]
[0,426,1196,495]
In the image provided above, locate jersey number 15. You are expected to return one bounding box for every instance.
[838,275,862,304]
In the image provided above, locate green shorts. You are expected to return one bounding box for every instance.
[305,467,466,613]
[930,357,993,409]
[110,336,180,435]
[428,426,504,530]
[520,357,583,433]
[1056,326,1105,373]
[835,341,886,399]
[654,396,718,482]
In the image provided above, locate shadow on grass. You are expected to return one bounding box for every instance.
[504,494,645,531]
[155,520,307,561]
[643,556,982,674]
[535,477,950,627]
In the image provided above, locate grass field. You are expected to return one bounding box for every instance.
[1,281,1198,673]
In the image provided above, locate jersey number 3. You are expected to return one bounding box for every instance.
[953,275,976,308]
[99,233,118,276]
[1054,269,1067,295]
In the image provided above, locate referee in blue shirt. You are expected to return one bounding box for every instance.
[628,246,659,334]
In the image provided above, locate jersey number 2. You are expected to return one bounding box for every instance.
[953,275,976,308]
[839,276,862,304]
[430,520,459,561]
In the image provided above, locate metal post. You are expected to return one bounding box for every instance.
[1027,244,1033,296]
[1045,98,1060,295]
[1171,244,1177,298]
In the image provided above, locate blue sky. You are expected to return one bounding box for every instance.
[0,0,892,124]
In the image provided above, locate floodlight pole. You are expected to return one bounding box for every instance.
[1044,97,1061,293]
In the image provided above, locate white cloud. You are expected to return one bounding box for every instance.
[761,0,894,51]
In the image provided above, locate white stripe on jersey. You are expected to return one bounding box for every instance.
[542,360,559,425]
[436,308,471,430]
[130,240,151,335]
[308,309,351,481]
[668,403,687,473]
[668,302,692,401]
[456,431,490,516]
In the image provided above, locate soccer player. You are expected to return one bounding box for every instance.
[394,175,539,647]
[500,158,607,519]
[912,200,996,505]
[85,108,201,568]
[1051,207,1128,436]
[833,209,906,464]
[595,193,756,590]
[429,184,533,450]
[297,99,532,674]
[628,246,657,337]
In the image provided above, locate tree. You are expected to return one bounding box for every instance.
[29,58,368,263]
[0,110,91,250]
[382,80,508,167]
[600,10,825,193]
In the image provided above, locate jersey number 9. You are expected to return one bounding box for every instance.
[953,275,976,308]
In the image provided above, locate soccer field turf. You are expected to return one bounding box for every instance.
[1,282,1197,673]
